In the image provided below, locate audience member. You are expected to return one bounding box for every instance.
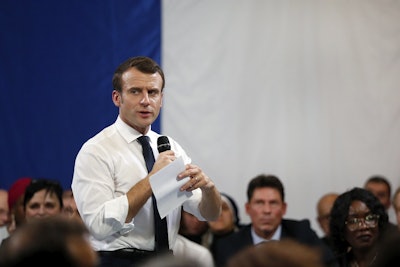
[371,229,400,267]
[329,187,394,267]
[316,192,339,251]
[364,175,396,224]
[62,188,82,222]
[364,175,391,209]
[0,189,9,226]
[23,178,63,222]
[0,189,10,244]
[0,215,98,267]
[173,234,215,267]
[392,186,400,229]
[204,192,242,257]
[225,239,326,267]
[179,208,209,244]
[7,177,31,233]
[213,174,335,267]
[71,56,221,267]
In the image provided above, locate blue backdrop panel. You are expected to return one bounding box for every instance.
[0,0,161,189]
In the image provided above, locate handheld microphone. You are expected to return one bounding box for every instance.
[157,136,171,153]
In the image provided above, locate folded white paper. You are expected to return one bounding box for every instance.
[149,156,193,218]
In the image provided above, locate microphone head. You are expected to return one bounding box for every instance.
[157,136,171,152]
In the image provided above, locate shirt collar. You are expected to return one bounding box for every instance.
[115,116,155,144]
[251,224,282,245]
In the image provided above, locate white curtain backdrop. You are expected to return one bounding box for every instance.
[162,0,400,236]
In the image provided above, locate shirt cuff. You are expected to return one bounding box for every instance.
[104,194,135,234]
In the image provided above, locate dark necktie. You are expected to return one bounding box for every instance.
[137,136,169,252]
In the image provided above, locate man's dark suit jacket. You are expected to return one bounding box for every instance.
[213,219,336,267]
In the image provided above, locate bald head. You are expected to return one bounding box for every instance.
[316,193,339,236]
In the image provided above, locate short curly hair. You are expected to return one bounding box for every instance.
[329,187,389,256]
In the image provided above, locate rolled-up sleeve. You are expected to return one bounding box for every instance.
[72,140,135,240]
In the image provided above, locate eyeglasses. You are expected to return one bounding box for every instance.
[345,214,380,231]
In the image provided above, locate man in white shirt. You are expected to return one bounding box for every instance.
[72,56,221,267]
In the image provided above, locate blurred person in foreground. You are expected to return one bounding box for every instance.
[213,174,335,267]
[0,215,98,267]
[71,56,221,267]
[139,253,203,267]
[329,187,394,267]
[225,239,326,267]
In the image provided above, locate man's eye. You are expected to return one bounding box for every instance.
[149,90,158,96]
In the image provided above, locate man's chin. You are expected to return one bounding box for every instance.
[259,226,275,236]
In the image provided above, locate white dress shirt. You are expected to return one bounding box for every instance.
[72,116,205,251]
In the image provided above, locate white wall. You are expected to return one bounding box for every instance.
[162,0,400,236]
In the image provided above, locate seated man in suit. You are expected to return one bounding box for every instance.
[213,174,336,267]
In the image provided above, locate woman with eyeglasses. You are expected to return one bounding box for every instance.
[329,187,392,267]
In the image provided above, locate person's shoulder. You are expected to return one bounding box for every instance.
[386,221,398,231]
[282,218,312,228]
[216,224,252,244]
[213,225,253,267]
[281,219,320,240]
[82,123,115,144]
[79,123,122,153]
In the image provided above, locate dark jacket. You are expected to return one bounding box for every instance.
[213,219,336,267]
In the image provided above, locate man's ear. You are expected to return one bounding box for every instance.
[282,202,287,216]
[245,202,250,215]
[159,91,164,108]
[112,90,121,107]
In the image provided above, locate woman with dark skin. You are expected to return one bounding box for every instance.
[329,187,390,267]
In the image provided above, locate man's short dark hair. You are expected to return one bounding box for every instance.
[112,56,165,92]
[247,174,285,202]
[365,175,391,196]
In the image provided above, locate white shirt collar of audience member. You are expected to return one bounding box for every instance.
[251,225,282,244]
